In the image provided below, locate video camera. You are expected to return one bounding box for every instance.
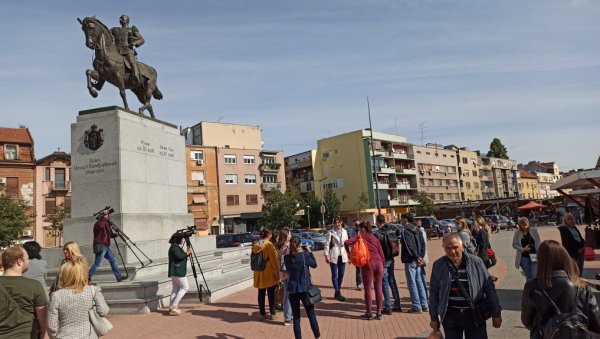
[176,225,197,238]
[93,206,115,220]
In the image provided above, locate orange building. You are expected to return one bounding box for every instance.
[186,145,220,236]
[34,151,71,247]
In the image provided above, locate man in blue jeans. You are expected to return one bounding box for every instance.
[400,213,428,313]
[375,214,402,314]
[89,210,125,282]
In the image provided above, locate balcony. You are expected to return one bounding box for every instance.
[379,167,396,174]
[374,182,389,190]
[480,175,492,181]
[391,152,408,160]
[397,168,417,175]
[397,183,412,190]
[262,182,281,191]
[48,181,70,191]
[260,163,281,173]
[373,150,387,158]
[389,198,400,206]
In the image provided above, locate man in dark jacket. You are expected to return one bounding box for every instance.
[401,213,428,313]
[429,233,502,338]
[88,210,125,282]
[374,214,402,314]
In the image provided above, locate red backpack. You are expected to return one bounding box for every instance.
[350,235,370,267]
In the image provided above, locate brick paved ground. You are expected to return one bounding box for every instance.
[105,225,599,339]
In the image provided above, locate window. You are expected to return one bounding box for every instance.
[263,175,277,183]
[45,197,57,215]
[190,151,203,161]
[419,178,425,186]
[225,174,238,184]
[417,151,422,154]
[55,168,66,189]
[44,168,51,181]
[226,195,239,206]
[446,193,453,200]
[4,145,17,160]
[192,193,207,204]
[465,182,471,189]
[244,174,256,184]
[426,152,431,155]
[224,155,236,164]
[427,179,433,186]
[243,155,255,164]
[474,182,479,189]
[6,177,18,198]
[263,157,275,164]
[191,171,205,181]
[433,179,440,186]
[472,170,477,177]
[462,157,468,164]
[246,194,258,205]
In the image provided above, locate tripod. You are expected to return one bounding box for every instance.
[183,236,211,302]
[108,219,153,276]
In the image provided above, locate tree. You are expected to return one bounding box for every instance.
[354,192,369,220]
[261,189,302,230]
[323,188,341,225]
[412,191,438,217]
[299,192,321,228]
[0,193,31,248]
[487,138,509,159]
[43,203,70,247]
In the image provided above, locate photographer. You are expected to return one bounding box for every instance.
[168,232,192,316]
[88,210,125,282]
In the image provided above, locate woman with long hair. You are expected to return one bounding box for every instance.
[51,241,88,293]
[252,229,280,320]
[284,236,321,339]
[168,232,192,316]
[455,217,476,255]
[276,228,293,326]
[23,241,48,289]
[558,213,585,276]
[521,240,600,337]
[344,221,385,320]
[512,217,541,280]
[48,257,109,338]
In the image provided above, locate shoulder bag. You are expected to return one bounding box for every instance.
[302,253,322,306]
[89,286,113,337]
[448,262,493,327]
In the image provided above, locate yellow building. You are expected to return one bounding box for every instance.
[444,146,483,201]
[314,129,417,223]
[519,170,541,200]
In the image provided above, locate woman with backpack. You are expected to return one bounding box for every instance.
[252,229,280,320]
[521,240,600,338]
[512,217,541,280]
[284,236,321,339]
[344,221,385,320]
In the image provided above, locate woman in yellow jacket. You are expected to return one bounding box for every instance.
[252,229,280,320]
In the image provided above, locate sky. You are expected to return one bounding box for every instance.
[1,0,599,171]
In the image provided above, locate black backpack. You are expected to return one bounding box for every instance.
[250,251,266,271]
[539,287,596,339]
[377,226,400,260]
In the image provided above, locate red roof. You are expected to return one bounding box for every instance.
[519,169,537,179]
[539,162,555,169]
[0,127,33,144]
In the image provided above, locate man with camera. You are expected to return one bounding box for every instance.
[89,210,125,282]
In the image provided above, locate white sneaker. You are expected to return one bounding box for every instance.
[169,308,182,316]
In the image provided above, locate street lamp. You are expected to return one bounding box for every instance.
[314,177,327,226]
[306,205,311,228]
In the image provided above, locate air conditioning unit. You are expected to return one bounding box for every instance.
[196,159,204,165]
[23,230,33,237]
[0,178,6,185]
[198,180,205,186]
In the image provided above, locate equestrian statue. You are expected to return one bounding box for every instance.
[78,15,163,118]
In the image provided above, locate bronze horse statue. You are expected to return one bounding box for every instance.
[78,17,163,118]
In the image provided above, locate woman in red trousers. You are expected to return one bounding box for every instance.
[345,221,385,320]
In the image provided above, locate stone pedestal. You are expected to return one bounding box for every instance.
[63,106,195,263]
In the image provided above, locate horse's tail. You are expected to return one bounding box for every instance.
[152,87,163,100]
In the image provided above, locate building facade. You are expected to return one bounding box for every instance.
[34,151,71,247]
[518,169,540,200]
[536,172,560,199]
[284,150,316,193]
[0,126,35,236]
[413,144,461,204]
[484,156,519,199]
[186,146,220,236]
[445,145,483,201]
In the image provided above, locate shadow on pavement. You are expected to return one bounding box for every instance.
[190,309,261,324]
[196,334,245,339]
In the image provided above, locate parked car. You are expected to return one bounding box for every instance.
[483,214,516,231]
[300,231,327,251]
[216,232,255,248]
[414,216,443,239]
[439,219,457,233]
[296,233,315,250]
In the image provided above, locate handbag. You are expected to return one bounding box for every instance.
[275,281,285,305]
[301,253,322,306]
[529,254,537,263]
[89,286,113,337]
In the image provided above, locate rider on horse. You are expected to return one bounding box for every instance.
[111,15,144,84]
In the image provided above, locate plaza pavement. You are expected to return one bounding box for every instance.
[104,225,600,339]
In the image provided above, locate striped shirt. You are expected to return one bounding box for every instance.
[447,258,471,309]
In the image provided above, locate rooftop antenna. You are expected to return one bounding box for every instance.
[217,116,224,123]
[419,121,426,145]
[394,117,398,135]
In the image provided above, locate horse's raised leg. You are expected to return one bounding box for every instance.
[85,69,99,98]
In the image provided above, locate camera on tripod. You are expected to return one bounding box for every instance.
[176,225,197,238]
[93,206,115,220]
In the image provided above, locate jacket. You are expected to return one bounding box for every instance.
[93,219,117,246]
[252,240,279,289]
[284,251,317,294]
[344,232,385,264]
[474,228,490,262]
[324,228,349,263]
[558,225,585,261]
[400,225,425,263]
[168,244,188,277]
[521,270,600,338]
[512,228,541,269]
[429,253,502,323]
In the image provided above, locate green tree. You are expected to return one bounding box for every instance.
[323,188,341,225]
[412,191,438,216]
[261,189,302,230]
[354,192,369,220]
[0,193,31,248]
[299,192,321,228]
[487,138,509,159]
[43,203,70,247]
